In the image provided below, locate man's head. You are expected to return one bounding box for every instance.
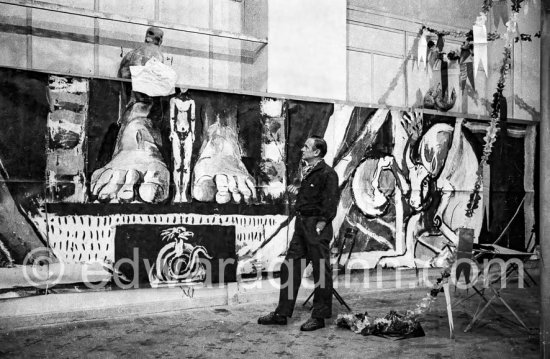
[301,136,327,163]
[145,26,164,45]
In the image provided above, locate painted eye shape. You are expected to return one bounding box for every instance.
[421,177,430,188]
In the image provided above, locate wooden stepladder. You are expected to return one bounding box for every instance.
[443,282,454,339]
[441,227,476,340]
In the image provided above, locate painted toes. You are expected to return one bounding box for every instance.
[91,168,112,196]
[139,170,169,203]
[97,169,126,201]
[227,176,242,203]
[214,175,231,204]
[117,169,140,202]
[193,176,216,202]
[236,176,253,204]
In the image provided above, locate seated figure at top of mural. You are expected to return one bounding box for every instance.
[118,27,164,79]
[91,26,170,203]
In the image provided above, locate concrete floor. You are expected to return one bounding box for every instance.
[0,285,540,358]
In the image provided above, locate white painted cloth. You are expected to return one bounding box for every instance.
[418,30,428,70]
[130,58,177,97]
[473,13,488,78]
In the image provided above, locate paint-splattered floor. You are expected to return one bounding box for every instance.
[0,286,540,358]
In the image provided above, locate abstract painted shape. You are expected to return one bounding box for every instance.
[149,226,212,285]
[46,75,89,203]
[114,223,236,285]
[258,98,286,201]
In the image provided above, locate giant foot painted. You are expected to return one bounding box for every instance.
[192,121,256,204]
[91,101,169,203]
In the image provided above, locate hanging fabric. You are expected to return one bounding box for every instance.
[441,58,449,95]
[436,34,445,52]
[459,39,475,91]
[473,13,488,78]
[492,1,509,28]
[418,29,428,70]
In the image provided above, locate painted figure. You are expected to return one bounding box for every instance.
[170,90,196,202]
[118,27,164,79]
[258,136,340,332]
[91,27,171,203]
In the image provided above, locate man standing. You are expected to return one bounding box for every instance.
[258,136,340,331]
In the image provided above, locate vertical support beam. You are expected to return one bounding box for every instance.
[93,0,100,76]
[403,30,409,107]
[208,0,214,88]
[540,0,550,356]
[370,53,374,103]
[154,0,159,20]
[346,26,349,101]
[240,0,246,91]
[510,42,515,119]
[524,125,537,251]
[25,6,32,68]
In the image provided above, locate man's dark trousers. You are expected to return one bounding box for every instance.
[275,213,333,319]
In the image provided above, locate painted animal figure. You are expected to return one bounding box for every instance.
[406,123,454,214]
[407,121,482,263]
[379,119,483,268]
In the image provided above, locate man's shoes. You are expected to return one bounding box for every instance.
[300,317,325,331]
[258,312,287,325]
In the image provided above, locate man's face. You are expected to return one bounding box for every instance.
[301,138,319,161]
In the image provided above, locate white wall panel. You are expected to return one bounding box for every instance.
[32,9,95,74]
[372,54,405,106]
[159,0,210,27]
[347,51,372,103]
[99,0,155,19]
[0,4,27,68]
[267,0,347,100]
[40,0,94,10]
[348,24,404,56]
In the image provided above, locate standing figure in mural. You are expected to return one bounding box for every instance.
[91,27,171,203]
[170,90,195,202]
[258,136,340,332]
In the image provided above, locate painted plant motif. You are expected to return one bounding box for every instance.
[149,226,212,285]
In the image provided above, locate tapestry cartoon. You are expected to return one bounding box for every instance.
[0,66,531,286]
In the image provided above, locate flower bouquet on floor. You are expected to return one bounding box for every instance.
[336,310,425,340]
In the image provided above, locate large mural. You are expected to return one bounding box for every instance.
[0,66,534,287]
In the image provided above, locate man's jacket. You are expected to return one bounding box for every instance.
[295,160,340,222]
